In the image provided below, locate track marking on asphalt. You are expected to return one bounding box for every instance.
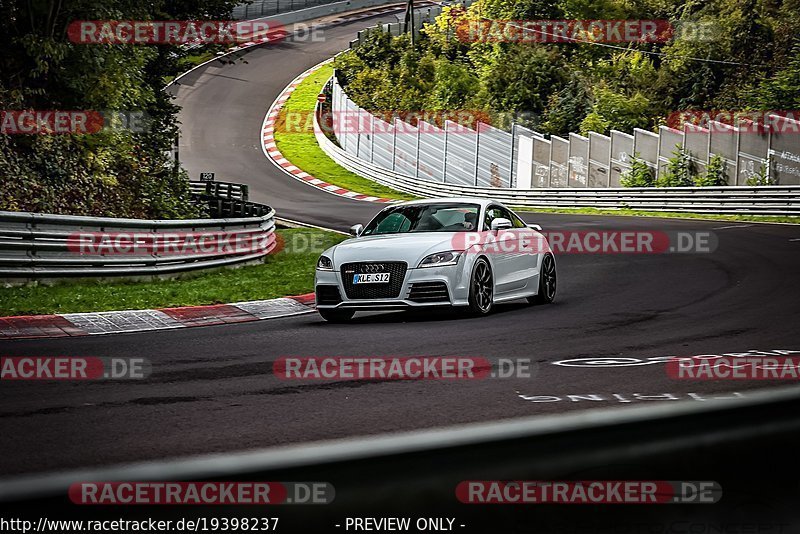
[550,349,800,367]
[516,392,746,403]
[711,224,755,230]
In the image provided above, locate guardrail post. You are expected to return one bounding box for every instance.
[510,122,517,188]
[442,123,449,183]
[415,122,421,179]
[474,124,481,186]
[391,116,398,171]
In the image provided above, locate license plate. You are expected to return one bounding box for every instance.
[353,273,390,284]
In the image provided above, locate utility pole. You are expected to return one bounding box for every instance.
[403,0,415,45]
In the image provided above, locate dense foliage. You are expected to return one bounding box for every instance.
[335,0,800,139]
[0,0,237,217]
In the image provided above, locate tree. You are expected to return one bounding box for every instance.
[0,0,238,218]
[427,60,480,110]
[476,45,564,118]
[579,87,651,136]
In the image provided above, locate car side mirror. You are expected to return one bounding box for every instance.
[349,224,364,237]
[490,218,513,231]
[527,223,542,231]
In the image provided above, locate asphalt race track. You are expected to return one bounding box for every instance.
[1,9,800,476]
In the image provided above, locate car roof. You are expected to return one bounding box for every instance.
[393,197,501,208]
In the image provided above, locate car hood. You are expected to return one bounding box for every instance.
[330,233,463,268]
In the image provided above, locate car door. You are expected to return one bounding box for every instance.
[496,206,536,292]
[482,205,523,295]
[506,208,541,290]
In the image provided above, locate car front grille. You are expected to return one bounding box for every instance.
[407,282,450,303]
[315,285,342,305]
[341,262,407,299]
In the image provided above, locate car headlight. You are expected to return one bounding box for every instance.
[418,251,461,268]
[317,255,333,270]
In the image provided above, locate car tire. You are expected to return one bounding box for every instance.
[467,257,494,315]
[528,253,556,305]
[318,309,355,322]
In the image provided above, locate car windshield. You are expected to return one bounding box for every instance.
[361,203,481,235]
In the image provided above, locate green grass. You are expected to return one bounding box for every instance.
[274,64,417,201]
[163,50,219,85]
[512,206,800,224]
[283,69,797,225]
[0,229,347,317]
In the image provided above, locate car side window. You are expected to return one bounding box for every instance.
[484,206,522,230]
[508,210,527,228]
[483,206,503,231]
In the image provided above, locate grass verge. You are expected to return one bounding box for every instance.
[0,229,347,317]
[512,206,800,224]
[274,64,417,201]
[280,67,797,225]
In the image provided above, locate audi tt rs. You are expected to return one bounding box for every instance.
[314,197,557,322]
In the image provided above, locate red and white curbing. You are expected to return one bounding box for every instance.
[169,3,428,88]
[0,293,316,340]
[261,62,401,204]
[3,6,436,341]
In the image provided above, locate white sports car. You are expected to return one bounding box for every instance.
[314,197,556,322]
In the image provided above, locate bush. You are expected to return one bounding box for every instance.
[746,161,774,186]
[694,154,728,186]
[656,145,696,187]
[620,153,655,187]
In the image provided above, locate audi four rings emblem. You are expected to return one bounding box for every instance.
[363,264,385,273]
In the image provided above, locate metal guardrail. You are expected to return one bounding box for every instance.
[233,0,341,19]
[314,100,800,215]
[3,385,800,529]
[0,182,276,282]
[188,180,274,218]
[189,180,249,201]
[340,35,800,189]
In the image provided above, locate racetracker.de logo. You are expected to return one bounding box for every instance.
[455,20,673,44]
[667,356,800,380]
[282,110,494,135]
[67,231,274,256]
[275,356,491,380]
[273,357,537,380]
[0,357,150,380]
[1,111,104,135]
[69,482,334,505]
[668,110,800,134]
[456,481,722,504]
[451,230,716,255]
[67,20,285,45]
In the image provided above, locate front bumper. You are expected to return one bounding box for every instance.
[314,264,470,309]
